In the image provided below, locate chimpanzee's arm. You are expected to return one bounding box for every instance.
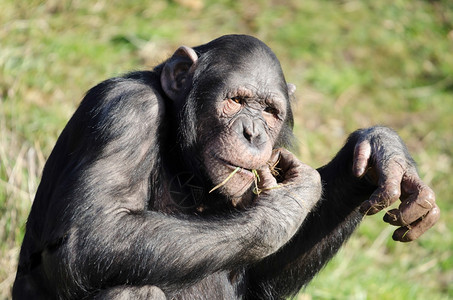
[29,73,321,298]
[245,127,439,299]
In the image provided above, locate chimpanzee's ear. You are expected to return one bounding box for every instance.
[287,83,296,97]
[161,46,198,102]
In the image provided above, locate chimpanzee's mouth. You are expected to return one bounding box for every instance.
[216,156,260,172]
[216,158,255,177]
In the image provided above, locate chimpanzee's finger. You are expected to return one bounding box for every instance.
[360,186,400,215]
[353,140,371,178]
[256,164,278,190]
[359,159,405,215]
[392,204,440,242]
[383,181,436,226]
[272,148,297,172]
[269,148,318,186]
[272,148,299,181]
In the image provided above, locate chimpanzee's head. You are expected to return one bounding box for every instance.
[160,35,295,199]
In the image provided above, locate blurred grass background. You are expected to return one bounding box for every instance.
[1,0,452,299]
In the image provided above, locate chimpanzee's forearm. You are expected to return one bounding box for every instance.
[245,132,377,299]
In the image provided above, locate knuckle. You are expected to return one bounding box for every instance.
[425,188,436,202]
[355,153,367,161]
[386,186,400,199]
[416,187,436,209]
[392,155,407,168]
[301,165,321,184]
[430,205,441,220]
[277,147,292,158]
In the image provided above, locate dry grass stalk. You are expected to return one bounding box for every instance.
[209,167,241,193]
[209,156,284,195]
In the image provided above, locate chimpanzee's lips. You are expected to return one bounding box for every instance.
[220,163,257,184]
[204,155,258,197]
[216,155,265,171]
[217,158,255,174]
[234,166,255,179]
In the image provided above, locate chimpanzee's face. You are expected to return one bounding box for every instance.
[161,35,292,200]
[193,48,290,198]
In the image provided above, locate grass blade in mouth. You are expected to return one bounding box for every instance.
[209,166,281,195]
[209,166,241,193]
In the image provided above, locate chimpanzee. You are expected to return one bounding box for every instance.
[13,35,439,300]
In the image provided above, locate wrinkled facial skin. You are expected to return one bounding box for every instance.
[197,57,289,199]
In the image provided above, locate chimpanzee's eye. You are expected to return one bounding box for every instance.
[264,106,278,116]
[231,96,244,104]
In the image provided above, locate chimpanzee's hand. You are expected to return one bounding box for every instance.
[257,148,322,210]
[352,126,440,242]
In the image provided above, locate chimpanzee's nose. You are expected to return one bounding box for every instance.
[233,117,268,149]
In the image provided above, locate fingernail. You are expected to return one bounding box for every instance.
[392,232,399,241]
[383,212,397,223]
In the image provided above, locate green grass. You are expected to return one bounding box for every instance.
[1,0,452,299]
